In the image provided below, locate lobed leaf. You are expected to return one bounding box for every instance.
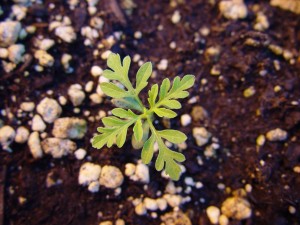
[132,121,150,149]
[159,78,171,101]
[133,118,143,142]
[162,100,181,109]
[102,116,127,127]
[116,127,128,147]
[148,84,158,107]
[141,134,155,164]
[112,97,144,112]
[103,53,132,90]
[153,108,177,118]
[100,82,129,98]
[112,108,137,119]
[158,130,187,144]
[136,62,152,94]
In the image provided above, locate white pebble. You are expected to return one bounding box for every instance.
[37,97,62,123]
[8,44,25,64]
[74,148,87,160]
[90,93,103,104]
[144,198,158,211]
[15,126,29,143]
[135,202,146,215]
[85,81,94,92]
[130,163,150,184]
[55,26,76,43]
[91,65,103,77]
[41,138,77,158]
[20,102,35,112]
[193,127,211,146]
[58,96,67,105]
[0,48,8,58]
[206,206,220,224]
[99,165,124,189]
[88,181,100,193]
[78,162,101,186]
[181,114,191,126]
[219,0,248,20]
[28,131,43,158]
[68,84,86,106]
[156,198,168,211]
[171,10,181,24]
[0,126,15,151]
[157,59,168,71]
[125,163,136,176]
[38,38,55,51]
[0,21,21,47]
[266,128,288,141]
[31,114,46,132]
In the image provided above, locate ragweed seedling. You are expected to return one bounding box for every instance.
[92,53,195,180]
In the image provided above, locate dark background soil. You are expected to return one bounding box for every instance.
[1,0,300,224]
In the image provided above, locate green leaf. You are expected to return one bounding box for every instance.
[148,84,158,107]
[136,62,152,94]
[159,78,170,100]
[112,97,143,112]
[92,117,135,149]
[153,108,177,118]
[102,116,127,127]
[132,121,150,149]
[141,135,155,164]
[100,82,128,98]
[112,108,137,119]
[103,53,132,90]
[176,91,190,99]
[158,130,187,144]
[116,127,128,147]
[133,118,143,142]
[162,100,181,109]
[165,159,182,181]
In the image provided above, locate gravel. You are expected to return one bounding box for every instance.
[0,21,21,47]
[37,97,62,123]
[31,114,46,132]
[28,131,43,159]
[192,127,212,147]
[68,84,86,107]
[78,162,101,186]
[41,138,77,158]
[52,117,87,139]
[0,125,15,151]
[99,165,124,189]
[221,196,252,220]
[14,126,29,143]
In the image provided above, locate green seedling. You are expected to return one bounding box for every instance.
[92,53,195,180]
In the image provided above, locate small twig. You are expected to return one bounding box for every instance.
[0,166,6,225]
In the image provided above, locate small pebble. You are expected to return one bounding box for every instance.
[157,59,168,71]
[206,206,220,224]
[74,148,87,160]
[266,128,288,141]
[181,114,192,127]
[91,65,103,77]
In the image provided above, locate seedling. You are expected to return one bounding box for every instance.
[92,53,195,180]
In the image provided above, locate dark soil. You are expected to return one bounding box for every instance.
[1,0,300,224]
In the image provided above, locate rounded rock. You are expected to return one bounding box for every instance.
[99,165,124,189]
[37,97,62,123]
[78,162,101,186]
